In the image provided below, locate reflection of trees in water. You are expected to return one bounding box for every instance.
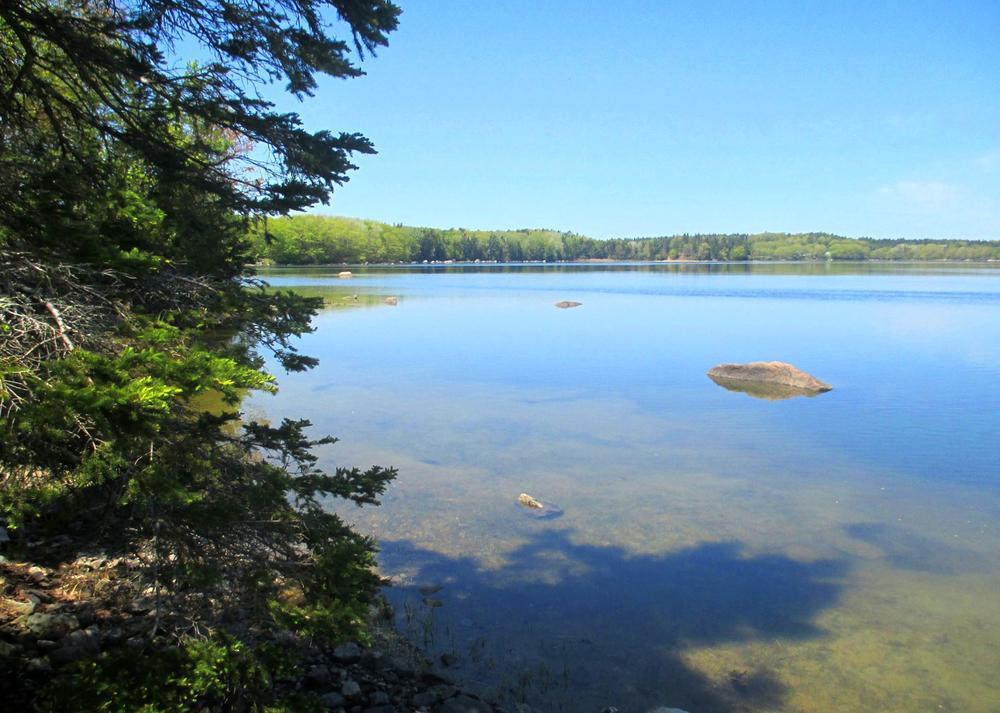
[381,530,847,713]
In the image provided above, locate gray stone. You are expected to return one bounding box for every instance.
[363,706,396,713]
[320,691,345,710]
[341,679,362,698]
[0,641,21,657]
[430,685,457,700]
[646,708,690,713]
[26,612,79,639]
[411,691,438,707]
[26,656,52,673]
[126,596,156,614]
[389,657,417,678]
[307,664,334,686]
[103,627,126,645]
[50,625,101,664]
[437,695,492,713]
[360,649,386,670]
[333,641,363,663]
[370,691,390,705]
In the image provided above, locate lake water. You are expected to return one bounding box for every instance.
[252,263,1000,713]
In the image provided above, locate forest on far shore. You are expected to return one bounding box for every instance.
[250,215,1000,264]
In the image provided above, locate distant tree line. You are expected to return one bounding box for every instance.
[249,216,1000,264]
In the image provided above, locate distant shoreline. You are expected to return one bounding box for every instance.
[255,257,1000,268]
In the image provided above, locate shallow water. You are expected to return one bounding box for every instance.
[252,263,1000,713]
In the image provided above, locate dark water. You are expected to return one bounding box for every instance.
[251,263,1000,713]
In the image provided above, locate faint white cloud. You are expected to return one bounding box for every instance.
[878,180,962,215]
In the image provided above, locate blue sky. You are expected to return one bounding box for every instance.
[275,1,999,239]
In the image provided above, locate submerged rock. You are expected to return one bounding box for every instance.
[707,361,831,397]
[554,300,582,309]
[516,493,563,519]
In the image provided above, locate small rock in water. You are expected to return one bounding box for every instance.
[516,493,563,519]
[338,270,353,278]
[554,300,582,309]
[384,296,398,305]
[440,653,459,667]
[418,583,444,595]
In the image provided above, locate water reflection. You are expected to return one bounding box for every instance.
[706,374,828,401]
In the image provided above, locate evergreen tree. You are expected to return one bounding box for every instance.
[1,1,400,707]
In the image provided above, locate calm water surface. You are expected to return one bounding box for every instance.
[252,263,1000,713]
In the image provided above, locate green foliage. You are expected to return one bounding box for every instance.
[1,2,402,705]
[248,215,1000,264]
[39,635,322,713]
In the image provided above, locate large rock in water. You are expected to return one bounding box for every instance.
[707,361,831,396]
[554,300,582,309]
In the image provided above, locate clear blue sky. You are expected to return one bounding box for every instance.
[278,1,999,239]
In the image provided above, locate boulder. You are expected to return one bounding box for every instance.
[26,612,79,639]
[553,301,581,309]
[706,361,831,395]
[384,296,398,305]
[338,271,353,278]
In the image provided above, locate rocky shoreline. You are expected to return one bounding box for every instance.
[0,540,518,712]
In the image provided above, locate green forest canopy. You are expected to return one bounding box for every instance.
[251,215,1000,264]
